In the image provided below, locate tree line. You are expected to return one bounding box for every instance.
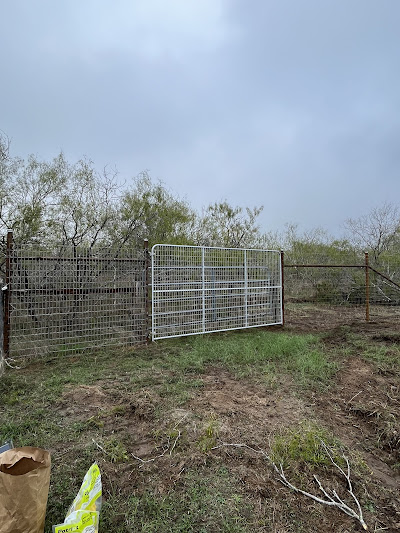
[1,131,399,266]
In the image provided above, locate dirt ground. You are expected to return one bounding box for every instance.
[285,301,400,333]
[286,304,400,530]
[54,304,400,532]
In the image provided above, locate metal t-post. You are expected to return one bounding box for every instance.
[144,239,150,343]
[3,230,13,357]
[365,252,370,322]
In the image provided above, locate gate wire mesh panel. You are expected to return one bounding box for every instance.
[9,245,147,357]
[151,244,282,340]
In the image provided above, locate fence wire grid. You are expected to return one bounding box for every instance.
[8,244,147,357]
[152,244,282,340]
[4,239,400,359]
[284,254,400,306]
[284,252,400,324]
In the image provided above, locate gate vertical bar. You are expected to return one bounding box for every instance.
[365,252,370,323]
[202,247,205,333]
[144,239,150,343]
[151,242,155,341]
[280,250,285,327]
[3,230,13,357]
[244,249,248,327]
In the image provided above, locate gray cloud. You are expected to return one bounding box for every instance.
[1,0,400,237]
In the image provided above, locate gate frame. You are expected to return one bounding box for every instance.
[151,243,283,341]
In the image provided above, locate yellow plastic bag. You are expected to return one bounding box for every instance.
[53,510,98,533]
[53,463,102,533]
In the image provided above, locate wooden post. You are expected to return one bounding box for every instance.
[280,250,285,327]
[3,230,13,357]
[144,239,150,343]
[365,252,370,323]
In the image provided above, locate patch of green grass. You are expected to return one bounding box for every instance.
[119,468,253,533]
[361,344,400,373]
[0,330,334,449]
[0,408,63,448]
[270,422,343,470]
[0,373,39,405]
[176,330,336,387]
[103,437,129,463]
[0,352,120,409]
[197,415,219,453]
[340,331,400,374]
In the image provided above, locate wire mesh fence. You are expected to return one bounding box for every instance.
[2,233,399,359]
[152,244,282,340]
[284,251,400,323]
[7,243,147,357]
[368,255,400,306]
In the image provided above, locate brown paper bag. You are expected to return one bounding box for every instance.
[0,447,51,533]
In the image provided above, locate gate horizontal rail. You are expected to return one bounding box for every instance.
[12,287,140,295]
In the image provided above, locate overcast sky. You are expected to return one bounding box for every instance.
[1,0,400,237]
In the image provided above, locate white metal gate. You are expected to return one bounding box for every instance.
[151,244,282,340]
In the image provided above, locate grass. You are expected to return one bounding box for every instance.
[165,329,336,387]
[0,328,334,414]
[333,329,400,374]
[1,326,398,531]
[0,329,334,532]
[270,422,343,469]
[119,469,253,533]
[197,415,219,453]
[361,344,400,373]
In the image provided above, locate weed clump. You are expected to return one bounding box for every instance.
[271,422,343,470]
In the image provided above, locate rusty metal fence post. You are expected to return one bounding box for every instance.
[143,239,150,343]
[365,252,370,322]
[3,230,13,357]
[280,250,285,327]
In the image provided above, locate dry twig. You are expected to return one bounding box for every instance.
[131,431,181,466]
[92,438,107,455]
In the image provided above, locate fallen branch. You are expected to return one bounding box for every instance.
[212,440,368,531]
[4,357,22,370]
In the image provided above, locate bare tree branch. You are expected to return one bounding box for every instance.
[345,203,400,262]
